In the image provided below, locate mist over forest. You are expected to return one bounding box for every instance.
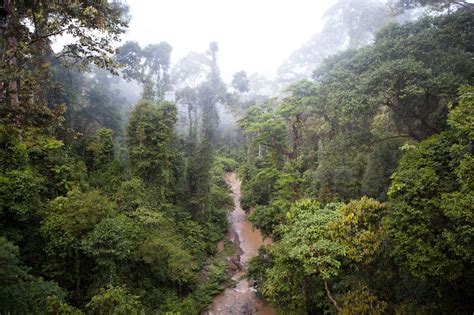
[0,0,473,314]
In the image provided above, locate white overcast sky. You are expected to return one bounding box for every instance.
[123,0,334,81]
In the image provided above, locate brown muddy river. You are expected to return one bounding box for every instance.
[203,172,273,315]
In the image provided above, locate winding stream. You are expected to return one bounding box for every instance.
[204,172,274,315]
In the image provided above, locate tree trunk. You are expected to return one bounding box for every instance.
[3,0,19,108]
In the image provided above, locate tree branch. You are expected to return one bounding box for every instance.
[28,27,69,45]
[325,280,341,313]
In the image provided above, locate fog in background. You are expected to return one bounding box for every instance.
[124,0,334,81]
[52,0,430,130]
[117,0,403,130]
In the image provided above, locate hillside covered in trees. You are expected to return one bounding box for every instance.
[0,0,473,314]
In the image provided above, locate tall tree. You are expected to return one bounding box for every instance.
[188,42,225,215]
[0,0,128,134]
[171,52,212,139]
[126,100,177,200]
[116,41,172,101]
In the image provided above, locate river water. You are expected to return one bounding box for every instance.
[203,172,274,315]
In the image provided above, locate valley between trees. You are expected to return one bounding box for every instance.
[0,0,473,314]
[205,172,272,315]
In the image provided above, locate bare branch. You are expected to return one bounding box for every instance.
[324,280,341,313]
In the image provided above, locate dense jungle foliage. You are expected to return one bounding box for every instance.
[243,8,474,315]
[0,1,235,314]
[0,0,473,314]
